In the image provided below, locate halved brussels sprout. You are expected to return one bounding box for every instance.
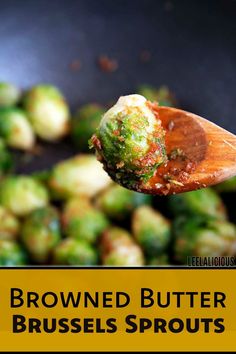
[0,82,21,107]
[21,206,61,263]
[24,84,70,141]
[53,238,98,265]
[168,188,227,220]
[0,176,49,216]
[100,227,144,266]
[90,94,167,190]
[49,154,112,199]
[0,240,27,266]
[0,206,20,241]
[96,184,151,220]
[62,197,109,244]
[147,254,170,266]
[132,205,171,257]
[71,103,105,152]
[137,85,177,107]
[174,217,236,263]
[0,108,35,150]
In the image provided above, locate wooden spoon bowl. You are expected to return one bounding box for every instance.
[139,107,236,195]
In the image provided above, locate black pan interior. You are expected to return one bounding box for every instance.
[0,0,235,174]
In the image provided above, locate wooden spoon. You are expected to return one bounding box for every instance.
[139,106,236,196]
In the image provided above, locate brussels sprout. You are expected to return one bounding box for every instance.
[215,176,236,193]
[147,254,170,266]
[132,205,171,257]
[0,138,13,177]
[31,169,51,184]
[96,184,151,220]
[90,94,167,190]
[0,206,20,241]
[174,217,236,263]
[168,188,227,220]
[0,82,21,107]
[137,85,177,107]
[24,84,70,141]
[101,227,144,266]
[21,206,61,263]
[49,154,112,199]
[0,108,35,150]
[0,240,27,266]
[53,238,98,265]
[71,104,105,152]
[62,197,109,244]
[0,176,49,216]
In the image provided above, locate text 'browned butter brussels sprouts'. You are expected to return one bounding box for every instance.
[90,95,167,190]
[0,176,49,216]
[53,239,98,266]
[132,205,171,257]
[49,154,112,199]
[24,85,70,141]
[100,227,144,266]
[21,206,61,263]
[62,197,109,244]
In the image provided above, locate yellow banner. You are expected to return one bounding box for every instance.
[0,268,235,352]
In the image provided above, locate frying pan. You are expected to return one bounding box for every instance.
[0,0,235,175]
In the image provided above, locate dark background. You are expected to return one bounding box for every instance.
[0,0,235,171]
